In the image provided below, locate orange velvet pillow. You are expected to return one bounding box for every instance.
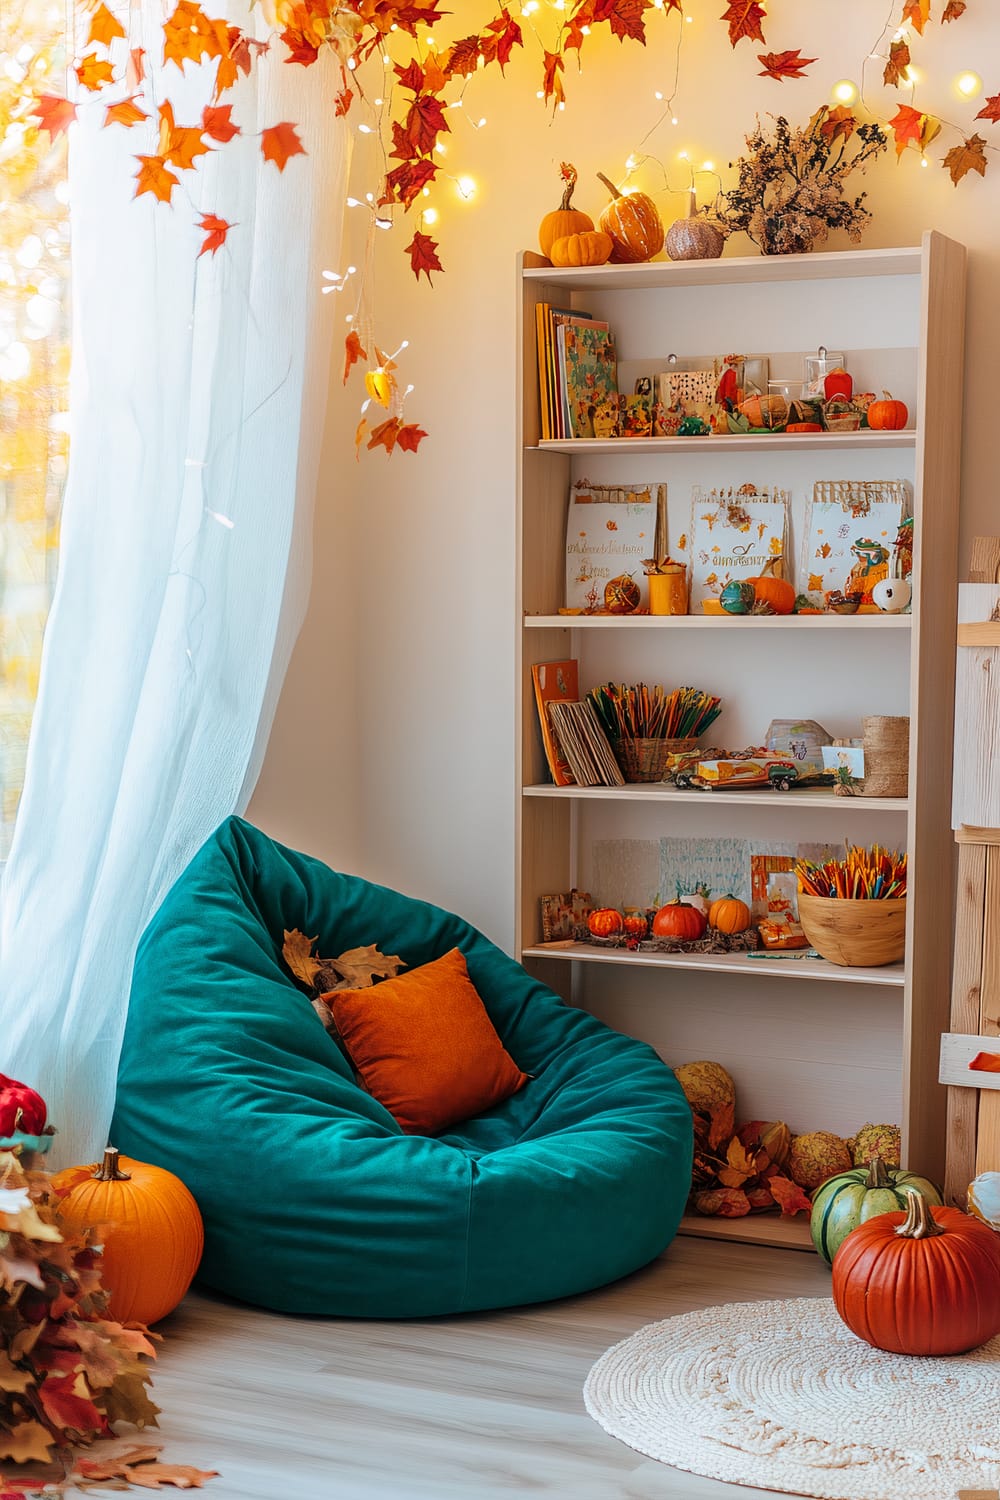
[329,948,529,1136]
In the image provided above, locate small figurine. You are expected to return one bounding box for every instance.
[677,415,711,437]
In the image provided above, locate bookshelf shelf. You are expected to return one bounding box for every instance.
[516,234,966,1238]
[522,942,905,988]
[677,1213,815,1252]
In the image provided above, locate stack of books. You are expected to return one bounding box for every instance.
[535,304,618,440]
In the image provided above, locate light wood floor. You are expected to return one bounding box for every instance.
[98,1237,833,1500]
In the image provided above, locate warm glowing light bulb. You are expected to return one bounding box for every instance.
[358,123,372,133]
[904,65,919,85]
[423,207,438,224]
[654,90,663,100]
[625,154,637,171]
[457,176,477,199]
[831,79,858,105]
[671,116,679,126]
[920,156,929,167]
[678,150,689,161]
[702,160,714,172]
[956,71,982,98]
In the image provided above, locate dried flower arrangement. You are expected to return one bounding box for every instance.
[719,107,889,256]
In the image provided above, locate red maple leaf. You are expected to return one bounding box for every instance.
[214,27,252,96]
[335,86,353,117]
[766,1173,812,1217]
[484,7,522,70]
[88,3,127,47]
[401,94,449,157]
[757,49,816,80]
[33,93,77,139]
[383,155,437,208]
[721,0,766,46]
[405,230,444,283]
[201,103,239,141]
[943,0,966,14]
[976,93,1000,124]
[889,102,927,157]
[134,154,180,203]
[396,422,427,453]
[280,26,320,65]
[607,0,651,43]
[393,58,425,92]
[261,121,306,171]
[197,213,233,256]
[76,53,115,91]
[38,1375,109,1437]
[445,34,481,77]
[104,95,148,127]
[343,329,367,384]
[542,50,565,105]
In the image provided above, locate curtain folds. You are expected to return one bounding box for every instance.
[0,7,347,1165]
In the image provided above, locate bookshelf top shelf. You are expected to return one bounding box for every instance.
[523,613,912,630]
[531,431,917,455]
[523,941,905,987]
[523,784,909,813]
[521,245,924,291]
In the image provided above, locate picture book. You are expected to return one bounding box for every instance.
[565,481,666,613]
[559,321,617,439]
[534,307,595,441]
[531,659,580,786]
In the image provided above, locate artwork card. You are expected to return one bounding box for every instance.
[657,368,715,423]
[566,481,666,613]
[750,852,796,921]
[621,395,652,438]
[687,485,790,608]
[559,321,618,438]
[659,837,752,909]
[800,480,911,605]
[591,397,622,439]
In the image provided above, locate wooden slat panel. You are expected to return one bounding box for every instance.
[953,585,1000,830]
[968,535,1000,584]
[945,841,987,1202]
[976,845,1000,1173]
[939,1032,1000,1090]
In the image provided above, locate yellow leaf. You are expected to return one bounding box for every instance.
[282,928,322,989]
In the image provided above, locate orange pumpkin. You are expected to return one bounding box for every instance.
[708,895,751,934]
[53,1146,204,1325]
[604,573,641,614]
[749,558,796,615]
[652,902,707,942]
[623,911,649,939]
[738,393,787,430]
[549,229,613,268]
[538,163,594,259]
[588,907,624,938]
[867,390,909,431]
[832,1191,1000,1356]
[596,173,664,263]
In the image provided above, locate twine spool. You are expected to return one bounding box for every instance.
[861,715,909,798]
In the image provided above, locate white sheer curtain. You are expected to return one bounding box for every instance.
[0,7,348,1165]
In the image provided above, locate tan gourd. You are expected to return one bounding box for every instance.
[665,193,725,261]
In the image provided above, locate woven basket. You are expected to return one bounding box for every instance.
[861,715,909,798]
[612,736,699,783]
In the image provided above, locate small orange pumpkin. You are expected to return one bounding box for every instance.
[549,229,613,268]
[597,173,664,263]
[749,558,796,615]
[738,393,787,430]
[604,573,641,614]
[652,902,707,942]
[708,895,751,934]
[867,390,909,431]
[588,907,624,938]
[53,1146,204,1325]
[623,911,648,939]
[538,163,594,259]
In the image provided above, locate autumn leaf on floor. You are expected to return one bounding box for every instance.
[883,38,911,88]
[201,104,239,142]
[71,1443,218,1490]
[88,3,127,47]
[134,155,180,204]
[197,215,233,257]
[105,96,149,128]
[888,103,940,158]
[976,93,1000,123]
[943,132,988,183]
[261,122,306,171]
[757,49,816,81]
[721,0,767,47]
[717,1137,756,1189]
[766,1173,812,1216]
[901,0,930,31]
[76,54,116,91]
[32,94,76,138]
[406,230,443,283]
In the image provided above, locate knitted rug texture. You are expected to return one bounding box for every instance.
[583,1297,1000,1500]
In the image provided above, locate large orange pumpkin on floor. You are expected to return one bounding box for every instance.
[53,1146,204,1325]
[832,1191,1000,1356]
[596,173,664,263]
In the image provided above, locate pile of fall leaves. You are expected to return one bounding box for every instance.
[687,1086,812,1220]
[0,1149,216,1494]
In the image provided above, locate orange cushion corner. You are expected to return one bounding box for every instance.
[329,947,529,1136]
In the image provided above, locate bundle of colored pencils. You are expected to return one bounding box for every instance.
[795,843,907,901]
[587,682,722,741]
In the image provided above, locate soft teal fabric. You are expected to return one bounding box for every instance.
[112,818,693,1317]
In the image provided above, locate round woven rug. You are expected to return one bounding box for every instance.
[584,1297,1000,1500]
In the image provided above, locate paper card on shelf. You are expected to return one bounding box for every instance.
[799,480,912,605]
[750,851,796,921]
[531,659,579,786]
[565,481,666,613]
[687,485,790,609]
[558,321,618,438]
[540,889,593,943]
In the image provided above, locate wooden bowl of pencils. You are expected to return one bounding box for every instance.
[797,894,906,968]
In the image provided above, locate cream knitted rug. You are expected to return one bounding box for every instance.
[583,1297,1000,1499]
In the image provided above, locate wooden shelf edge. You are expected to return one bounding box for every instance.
[678,1213,816,1253]
[522,614,913,630]
[522,942,906,988]
[521,245,923,290]
[522,785,909,812]
[531,431,917,455]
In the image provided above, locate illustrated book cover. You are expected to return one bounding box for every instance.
[531,659,580,786]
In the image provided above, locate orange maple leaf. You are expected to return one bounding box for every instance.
[888,102,939,158]
[355,417,369,458]
[76,53,116,90]
[757,49,816,81]
[163,0,228,72]
[214,27,252,97]
[128,45,146,86]
[397,422,427,453]
[970,1050,1000,1072]
[400,94,449,157]
[134,154,180,204]
[261,121,306,171]
[104,95,148,127]
[335,86,353,117]
[943,0,967,16]
[943,133,988,184]
[542,50,564,106]
[721,0,766,46]
[766,1173,812,1216]
[343,330,367,384]
[33,94,77,139]
[88,3,126,47]
[901,0,930,33]
[405,230,443,283]
[819,105,857,143]
[201,103,239,141]
[883,38,910,88]
[158,100,210,170]
[197,213,233,256]
[367,417,403,454]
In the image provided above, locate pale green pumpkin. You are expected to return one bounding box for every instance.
[810,1157,943,1266]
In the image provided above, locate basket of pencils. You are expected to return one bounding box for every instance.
[795,844,907,968]
[587,683,722,783]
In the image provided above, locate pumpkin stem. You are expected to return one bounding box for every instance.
[895,1188,945,1239]
[597,172,623,201]
[864,1156,892,1189]
[558,162,578,213]
[93,1145,132,1183]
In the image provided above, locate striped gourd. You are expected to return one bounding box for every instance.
[810,1157,943,1266]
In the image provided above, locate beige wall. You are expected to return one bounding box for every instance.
[254,7,999,945]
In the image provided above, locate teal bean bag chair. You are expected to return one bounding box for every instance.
[112,817,692,1317]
